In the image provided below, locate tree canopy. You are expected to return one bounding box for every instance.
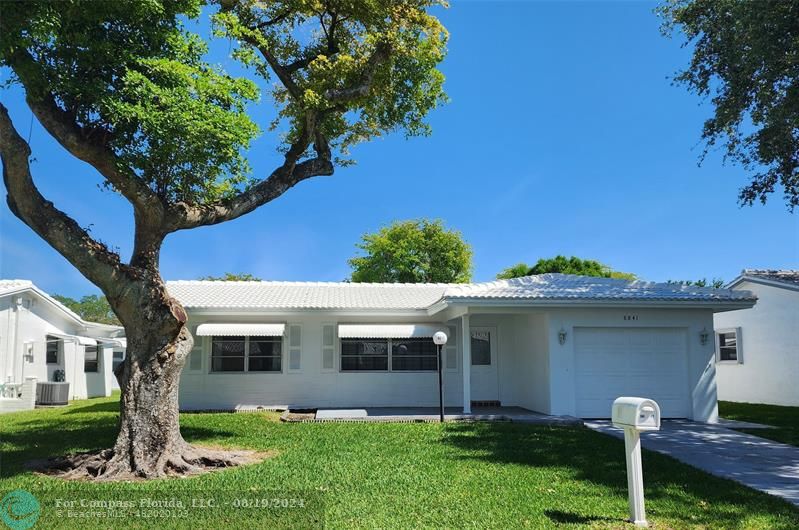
[496,256,637,281]
[199,273,262,281]
[53,294,121,325]
[349,219,473,283]
[659,0,799,209]
[0,0,448,480]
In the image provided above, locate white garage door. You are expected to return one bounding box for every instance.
[574,327,690,418]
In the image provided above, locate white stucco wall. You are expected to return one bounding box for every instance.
[179,313,467,410]
[715,281,799,406]
[179,306,720,421]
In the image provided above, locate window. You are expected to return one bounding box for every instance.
[248,336,282,372]
[391,338,438,371]
[341,339,389,371]
[340,338,439,372]
[46,336,59,364]
[84,345,99,372]
[716,329,741,363]
[112,350,125,371]
[211,336,282,373]
[471,331,491,366]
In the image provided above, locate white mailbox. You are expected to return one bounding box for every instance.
[611,397,661,528]
[612,397,661,431]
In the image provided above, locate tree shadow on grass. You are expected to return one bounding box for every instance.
[440,422,799,529]
[63,399,121,414]
[0,416,238,479]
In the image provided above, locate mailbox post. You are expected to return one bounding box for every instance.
[611,397,661,528]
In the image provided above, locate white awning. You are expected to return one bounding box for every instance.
[195,323,286,337]
[51,333,97,346]
[338,324,448,339]
[97,337,127,348]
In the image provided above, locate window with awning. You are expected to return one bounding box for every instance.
[338,324,446,372]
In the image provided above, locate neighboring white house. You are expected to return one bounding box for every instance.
[169,274,756,422]
[0,280,125,412]
[714,270,799,406]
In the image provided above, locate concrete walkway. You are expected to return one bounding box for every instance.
[587,420,799,507]
[311,406,582,426]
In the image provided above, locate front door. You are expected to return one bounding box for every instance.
[469,327,499,403]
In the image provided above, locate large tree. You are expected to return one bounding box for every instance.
[0,0,446,479]
[496,255,637,280]
[659,0,799,209]
[349,219,472,283]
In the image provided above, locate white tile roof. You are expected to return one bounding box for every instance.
[740,269,799,287]
[0,279,84,322]
[0,279,123,332]
[167,274,755,311]
[167,281,450,310]
[443,274,757,302]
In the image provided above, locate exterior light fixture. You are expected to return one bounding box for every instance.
[558,328,567,345]
[700,327,709,346]
[432,331,448,422]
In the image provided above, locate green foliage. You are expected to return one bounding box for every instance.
[659,0,799,210]
[496,263,531,280]
[214,0,449,157]
[1,0,259,204]
[349,219,472,283]
[496,255,637,281]
[199,272,262,281]
[667,278,725,289]
[53,294,120,325]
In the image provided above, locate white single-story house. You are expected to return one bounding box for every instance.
[170,274,755,422]
[0,279,125,411]
[714,270,799,406]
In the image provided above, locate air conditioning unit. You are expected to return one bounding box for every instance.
[36,382,70,406]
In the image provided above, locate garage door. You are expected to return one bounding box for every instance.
[574,327,690,418]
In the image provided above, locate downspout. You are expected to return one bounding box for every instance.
[11,296,23,384]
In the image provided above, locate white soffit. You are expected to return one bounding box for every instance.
[195,323,286,337]
[338,324,447,339]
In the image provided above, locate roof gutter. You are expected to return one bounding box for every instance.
[430,297,757,314]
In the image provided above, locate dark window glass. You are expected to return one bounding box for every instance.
[46,336,59,364]
[391,338,438,371]
[718,332,738,361]
[471,332,491,366]
[340,339,389,371]
[112,350,125,371]
[249,336,282,372]
[211,336,245,372]
[84,345,99,372]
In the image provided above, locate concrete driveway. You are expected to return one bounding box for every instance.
[587,420,799,507]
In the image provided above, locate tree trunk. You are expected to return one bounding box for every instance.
[49,281,257,480]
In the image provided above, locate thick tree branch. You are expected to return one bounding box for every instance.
[0,103,128,298]
[165,117,333,230]
[8,50,162,213]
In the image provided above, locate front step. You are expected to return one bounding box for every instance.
[471,400,501,408]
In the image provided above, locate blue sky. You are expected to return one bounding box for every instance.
[1,1,797,298]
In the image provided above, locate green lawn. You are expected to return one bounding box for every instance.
[719,401,799,447]
[1,395,797,529]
